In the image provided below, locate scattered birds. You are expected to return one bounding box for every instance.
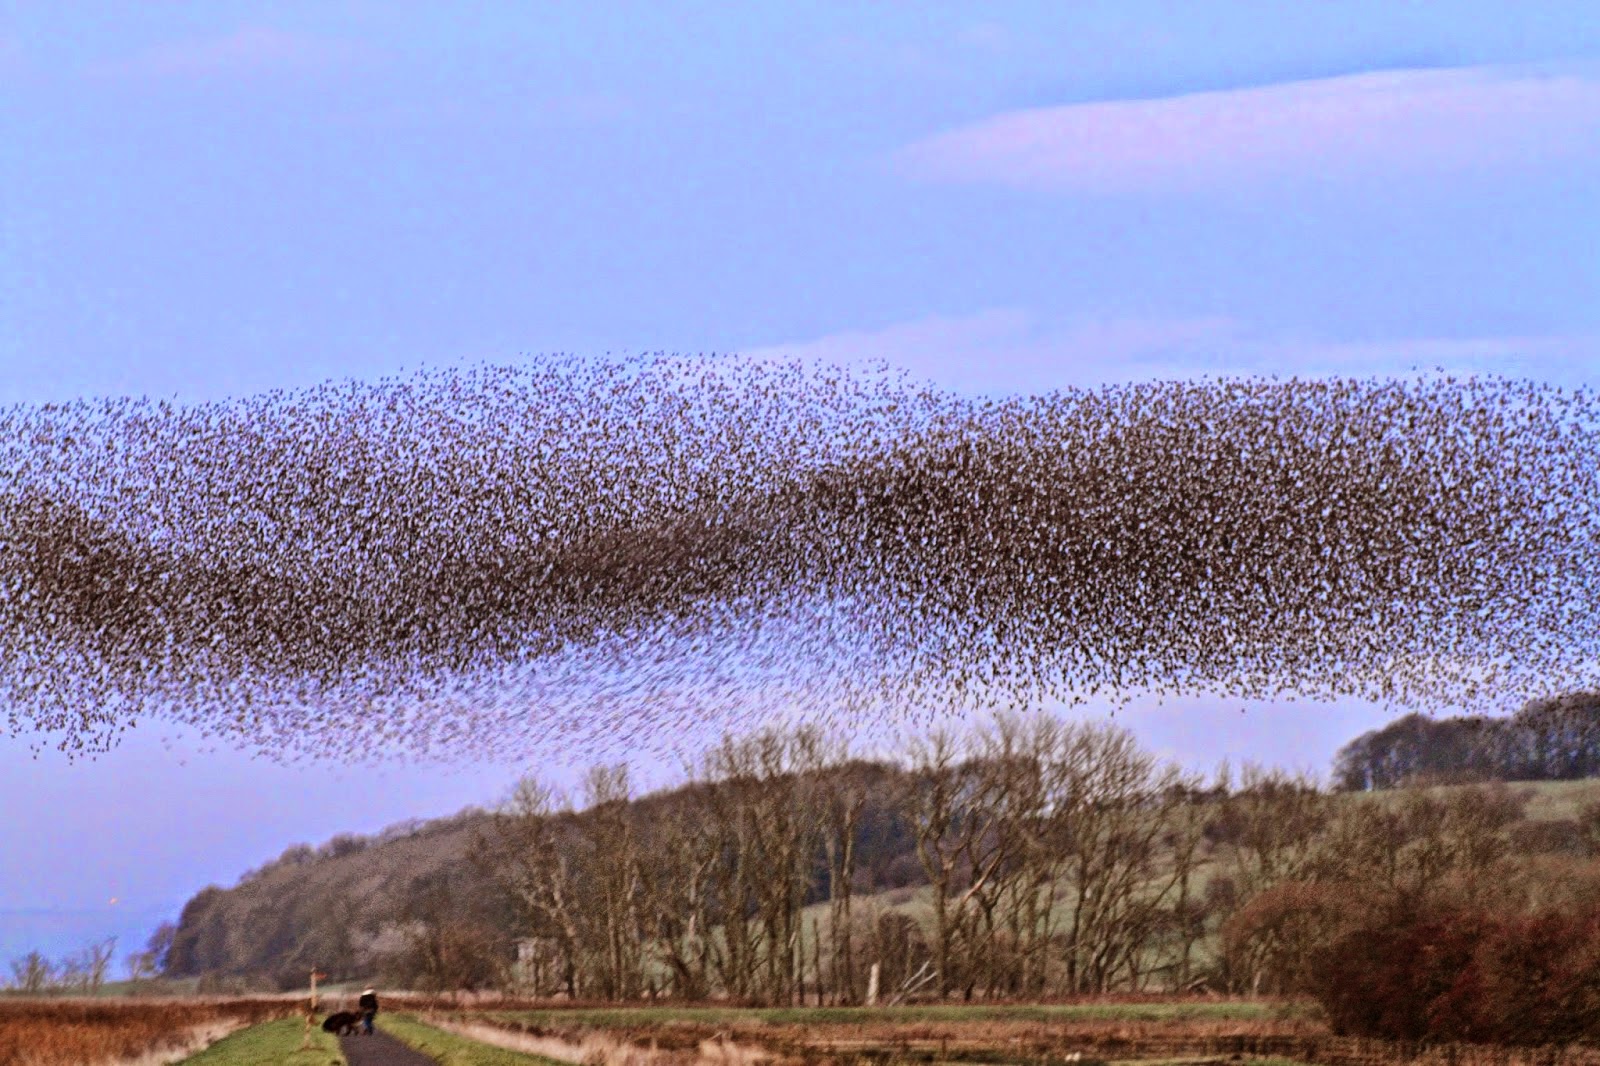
[1,355,1596,762]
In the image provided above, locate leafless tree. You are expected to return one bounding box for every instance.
[1039,723,1200,992]
[578,764,646,999]
[8,950,54,993]
[697,726,828,1004]
[821,756,866,1003]
[901,728,973,998]
[83,937,117,993]
[125,947,160,986]
[484,776,585,995]
[392,871,507,992]
[637,796,720,999]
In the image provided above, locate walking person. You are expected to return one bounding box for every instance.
[358,986,378,1035]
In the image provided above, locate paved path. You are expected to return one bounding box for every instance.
[338,1027,438,1065]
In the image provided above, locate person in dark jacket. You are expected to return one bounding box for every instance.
[358,987,378,1035]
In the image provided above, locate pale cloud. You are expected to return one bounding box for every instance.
[86,26,371,81]
[898,65,1600,193]
[745,309,1598,395]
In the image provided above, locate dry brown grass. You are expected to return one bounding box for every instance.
[425,1013,686,1066]
[0,996,292,1066]
[459,1007,1600,1066]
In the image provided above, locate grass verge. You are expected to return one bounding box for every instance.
[177,1017,345,1065]
[495,1001,1290,1029]
[384,1012,567,1065]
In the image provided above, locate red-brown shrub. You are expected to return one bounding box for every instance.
[1431,911,1600,1044]
[1314,905,1600,1044]
[1314,907,1487,1040]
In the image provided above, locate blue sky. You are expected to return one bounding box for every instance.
[2,2,1598,968]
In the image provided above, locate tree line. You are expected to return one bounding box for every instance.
[46,692,1600,1045]
[477,719,1222,1004]
[1334,692,1600,790]
[3,938,124,995]
[428,706,1600,1037]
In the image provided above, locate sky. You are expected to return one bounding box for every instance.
[2,2,1598,968]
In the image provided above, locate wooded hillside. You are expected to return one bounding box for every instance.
[161,755,922,991]
[148,695,1600,1015]
[1334,692,1600,789]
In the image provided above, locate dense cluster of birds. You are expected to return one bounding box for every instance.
[2,355,1597,761]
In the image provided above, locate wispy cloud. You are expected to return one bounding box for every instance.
[87,26,371,82]
[898,65,1600,193]
[745,309,1598,395]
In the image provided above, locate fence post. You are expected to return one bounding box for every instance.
[301,968,322,1050]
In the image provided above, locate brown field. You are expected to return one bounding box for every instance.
[427,1002,1600,1066]
[0,996,292,1066]
[13,995,1600,1066]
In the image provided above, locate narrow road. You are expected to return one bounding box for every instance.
[338,1028,438,1065]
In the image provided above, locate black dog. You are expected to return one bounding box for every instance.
[321,1011,361,1036]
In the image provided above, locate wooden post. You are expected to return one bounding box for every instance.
[301,968,321,1050]
[811,916,824,1007]
[866,961,880,1006]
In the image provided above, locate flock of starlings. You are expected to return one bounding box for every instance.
[1,355,1596,761]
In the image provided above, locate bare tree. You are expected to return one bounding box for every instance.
[637,796,720,999]
[125,948,160,987]
[8,950,54,993]
[1042,723,1200,993]
[698,726,828,1004]
[391,871,507,992]
[1213,765,1330,898]
[901,728,971,998]
[1316,783,1524,909]
[1158,774,1220,992]
[83,937,117,993]
[1209,766,1330,993]
[485,775,587,996]
[822,760,866,1003]
[963,712,1057,999]
[578,764,646,999]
